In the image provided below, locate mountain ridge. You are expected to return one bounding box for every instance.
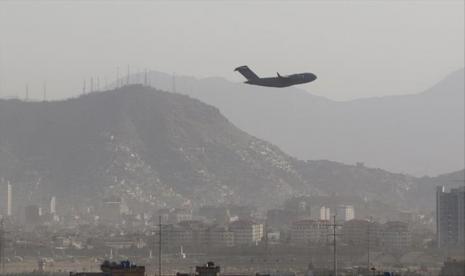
[136,68,464,176]
[0,85,462,215]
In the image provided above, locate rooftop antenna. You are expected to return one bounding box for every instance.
[25,84,29,101]
[127,65,130,85]
[144,69,148,86]
[116,66,120,89]
[172,73,176,93]
[42,81,47,101]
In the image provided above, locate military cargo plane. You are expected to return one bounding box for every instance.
[234,65,317,88]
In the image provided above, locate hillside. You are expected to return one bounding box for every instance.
[0,85,461,215]
[0,85,306,212]
[139,68,464,176]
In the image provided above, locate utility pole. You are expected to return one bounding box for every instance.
[158,215,162,276]
[367,216,372,272]
[264,223,268,272]
[333,215,337,276]
[0,218,5,273]
[326,214,341,276]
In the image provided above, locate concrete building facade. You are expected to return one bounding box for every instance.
[290,219,330,246]
[436,186,465,248]
[229,220,263,245]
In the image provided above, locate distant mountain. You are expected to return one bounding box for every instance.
[0,86,306,212]
[138,68,464,176]
[0,86,461,215]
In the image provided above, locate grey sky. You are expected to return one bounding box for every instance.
[0,1,463,101]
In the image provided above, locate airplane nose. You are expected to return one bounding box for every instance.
[308,73,317,81]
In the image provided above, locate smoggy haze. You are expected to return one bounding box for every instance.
[0,1,463,101]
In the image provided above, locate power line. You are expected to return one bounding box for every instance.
[367,216,372,272]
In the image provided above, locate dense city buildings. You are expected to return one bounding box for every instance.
[100,197,122,224]
[382,221,412,254]
[24,205,41,225]
[342,219,381,248]
[336,205,355,222]
[436,186,465,249]
[198,206,230,225]
[229,220,264,245]
[290,219,330,246]
[266,209,297,229]
[206,225,234,248]
[0,190,463,274]
[320,206,331,221]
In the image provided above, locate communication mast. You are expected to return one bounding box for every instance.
[172,73,176,93]
[127,65,130,85]
[144,69,148,86]
[42,81,47,101]
[116,66,120,89]
[25,84,29,101]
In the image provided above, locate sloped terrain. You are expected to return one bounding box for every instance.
[139,68,464,176]
[0,86,305,210]
[0,85,461,213]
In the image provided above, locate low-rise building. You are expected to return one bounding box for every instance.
[342,219,381,247]
[290,219,330,246]
[207,225,234,247]
[229,219,263,245]
[382,221,411,253]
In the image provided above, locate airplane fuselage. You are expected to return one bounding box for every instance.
[245,73,317,88]
[234,66,317,88]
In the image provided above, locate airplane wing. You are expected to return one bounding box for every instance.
[277,72,290,79]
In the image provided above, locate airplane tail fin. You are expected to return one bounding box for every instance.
[234,65,259,81]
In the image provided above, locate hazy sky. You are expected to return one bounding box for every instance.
[0,1,463,101]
